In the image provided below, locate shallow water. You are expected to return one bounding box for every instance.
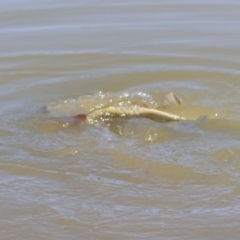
[1,0,240,239]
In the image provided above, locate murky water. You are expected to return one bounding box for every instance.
[1,0,240,239]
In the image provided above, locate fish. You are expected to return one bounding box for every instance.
[72,92,185,124]
[74,105,185,124]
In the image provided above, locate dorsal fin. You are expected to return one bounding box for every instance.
[161,92,181,108]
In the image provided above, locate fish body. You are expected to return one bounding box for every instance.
[75,106,185,124]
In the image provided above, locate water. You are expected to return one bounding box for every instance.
[1,0,240,239]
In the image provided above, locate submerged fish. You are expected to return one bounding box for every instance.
[46,92,188,127]
[74,105,185,124]
[72,92,185,124]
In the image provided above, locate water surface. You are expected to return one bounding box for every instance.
[1,0,240,239]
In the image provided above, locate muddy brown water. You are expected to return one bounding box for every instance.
[1,1,240,239]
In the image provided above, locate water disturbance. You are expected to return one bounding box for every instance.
[1,0,240,239]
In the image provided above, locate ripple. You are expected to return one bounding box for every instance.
[1,1,240,238]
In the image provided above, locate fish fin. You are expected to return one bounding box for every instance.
[74,114,87,122]
[161,92,181,108]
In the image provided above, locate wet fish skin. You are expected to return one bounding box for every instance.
[85,106,185,123]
